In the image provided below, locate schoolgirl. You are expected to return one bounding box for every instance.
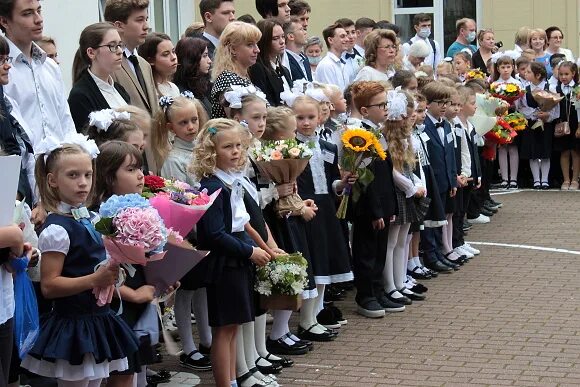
[452,51,472,83]
[86,109,145,151]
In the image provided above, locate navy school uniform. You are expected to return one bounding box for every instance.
[21,211,139,380]
[519,82,555,160]
[296,134,353,285]
[552,81,579,151]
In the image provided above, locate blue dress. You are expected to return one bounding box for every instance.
[21,211,139,381]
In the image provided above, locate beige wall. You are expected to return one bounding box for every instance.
[481,0,579,57]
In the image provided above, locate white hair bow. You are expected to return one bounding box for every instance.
[36,132,100,160]
[491,50,521,64]
[224,85,267,109]
[386,90,408,121]
[88,109,131,132]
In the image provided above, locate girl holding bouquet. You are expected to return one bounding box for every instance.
[293,95,355,340]
[155,95,213,372]
[492,54,523,189]
[191,119,271,387]
[21,136,139,387]
[517,62,559,189]
[550,61,580,190]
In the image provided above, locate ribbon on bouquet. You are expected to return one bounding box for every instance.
[152,285,181,356]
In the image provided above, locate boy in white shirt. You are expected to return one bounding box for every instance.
[316,23,349,91]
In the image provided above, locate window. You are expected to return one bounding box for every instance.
[442,0,476,50]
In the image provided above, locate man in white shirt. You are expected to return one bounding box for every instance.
[401,13,442,71]
[316,24,349,91]
[354,17,376,58]
[336,18,363,84]
[199,0,235,60]
[281,17,312,82]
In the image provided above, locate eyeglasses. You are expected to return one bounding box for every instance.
[366,102,387,110]
[0,56,13,65]
[377,44,397,50]
[433,100,452,107]
[95,42,125,53]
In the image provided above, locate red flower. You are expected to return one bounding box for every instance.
[144,175,166,191]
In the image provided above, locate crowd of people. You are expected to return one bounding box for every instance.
[0,0,577,387]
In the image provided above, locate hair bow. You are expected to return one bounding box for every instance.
[88,109,131,132]
[386,90,408,121]
[181,90,195,100]
[159,95,174,109]
[224,85,267,109]
[36,132,100,160]
[491,50,520,64]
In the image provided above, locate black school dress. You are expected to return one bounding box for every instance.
[519,84,555,159]
[21,212,139,380]
[552,82,579,151]
[296,134,353,285]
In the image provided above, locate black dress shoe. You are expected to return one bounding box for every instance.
[297,324,337,342]
[255,359,283,374]
[423,267,438,277]
[424,260,452,273]
[236,371,261,387]
[438,256,460,270]
[484,205,498,213]
[411,283,428,293]
[385,290,412,305]
[266,337,309,356]
[480,208,494,217]
[146,370,171,385]
[262,353,294,368]
[399,288,426,301]
[408,266,431,280]
[198,344,211,356]
[284,332,313,351]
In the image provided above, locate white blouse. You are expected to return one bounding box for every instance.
[88,69,128,109]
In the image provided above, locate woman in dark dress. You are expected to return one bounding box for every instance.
[471,29,496,76]
[174,37,213,116]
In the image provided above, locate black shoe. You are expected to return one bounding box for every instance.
[399,288,426,301]
[411,283,428,293]
[236,370,261,387]
[179,351,212,371]
[438,256,460,270]
[198,343,211,356]
[385,290,412,305]
[328,304,347,325]
[297,324,337,342]
[316,307,341,329]
[541,182,550,190]
[146,370,172,385]
[443,252,465,266]
[356,297,386,318]
[483,205,498,213]
[376,293,405,312]
[489,199,503,207]
[480,208,494,217]
[408,266,431,280]
[262,353,294,368]
[508,181,518,189]
[284,332,313,351]
[255,358,283,374]
[484,200,500,210]
[423,267,438,278]
[266,337,309,356]
[424,259,452,273]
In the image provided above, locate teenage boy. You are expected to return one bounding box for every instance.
[316,23,349,91]
[255,0,291,22]
[349,81,402,318]
[354,17,376,58]
[199,0,235,60]
[420,82,458,273]
[401,13,441,70]
[336,18,363,83]
[282,17,312,82]
[289,0,310,30]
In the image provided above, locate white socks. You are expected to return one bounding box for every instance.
[300,285,326,334]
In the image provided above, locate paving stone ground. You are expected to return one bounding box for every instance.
[155,190,580,386]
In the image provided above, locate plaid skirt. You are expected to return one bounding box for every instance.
[394,188,416,225]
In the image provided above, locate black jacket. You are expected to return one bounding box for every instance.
[248,60,293,107]
[287,51,313,82]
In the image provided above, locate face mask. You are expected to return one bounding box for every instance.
[466,31,476,43]
[307,56,322,65]
[418,28,431,39]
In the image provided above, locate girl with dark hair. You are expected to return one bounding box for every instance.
[249,18,293,106]
[139,32,179,97]
[68,22,130,131]
[174,37,213,115]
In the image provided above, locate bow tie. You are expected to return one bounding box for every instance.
[435,122,444,129]
[454,124,462,129]
[344,52,356,59]
[71,206,91,220]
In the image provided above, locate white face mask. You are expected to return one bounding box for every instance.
[466,31,476,43]
[418,28,431,39]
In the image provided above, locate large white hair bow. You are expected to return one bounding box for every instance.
[491,50,521,64]
[386,89,408,121]
[280,81,330,107]
[224,85,268,108]
[88,109,131,132]
[36,132,100,160]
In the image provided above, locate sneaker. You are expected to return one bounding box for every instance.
[162,307,178,332]
[179,351,212,371]
[468,214,490,224]
[356,298,386,318]
[489,199,503,208]
[454,246,474,259]
[316,307,341,329]
[462,243,480,255]
[376,293,406,312]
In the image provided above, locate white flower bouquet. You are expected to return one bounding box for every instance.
[255,253,308,311]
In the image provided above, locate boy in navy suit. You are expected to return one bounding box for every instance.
[420,82,458,273]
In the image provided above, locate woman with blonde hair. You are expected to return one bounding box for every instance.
[528,28,552,77]
[210,21,262,118]
[354,29,399,82]
[471,29,495,76]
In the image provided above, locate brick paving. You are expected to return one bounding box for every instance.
[156,190,580,386]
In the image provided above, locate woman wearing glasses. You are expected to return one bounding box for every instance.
[545,26,574,62]
[354,29,398,83]
[68,23,130,131]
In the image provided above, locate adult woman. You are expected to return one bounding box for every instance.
[402,39,430,73]
[138,32,179,97]
[304,36,323,78]
[529,28,552,77]
[68,22,130,131]
[174,37,213,116]
[354,29,398,82]
[471,29,495,76]
[249,18,292,107]
[210,21,261,118]
[545,26,574,62]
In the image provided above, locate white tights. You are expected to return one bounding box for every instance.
[530,159,551,183]
[384,223,411,293]
[499,145,519,182]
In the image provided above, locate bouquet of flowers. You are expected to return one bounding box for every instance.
[484,117,517,145]
[571,85,580,109]
[471,93,510,136]
[143,175,219,238]
[490,82,525,105]
[465,68,486,81]
[253,139,313,217]
[530,89,564,130]
[504,112,527,131]
[94,194,180,306]
[336,128,387,219]
[255,253,308,311]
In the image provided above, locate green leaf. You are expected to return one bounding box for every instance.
[94,217,115,236]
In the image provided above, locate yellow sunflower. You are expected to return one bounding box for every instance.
[372,138,387,160]
[342,129,374,152]
[505,84,518,93]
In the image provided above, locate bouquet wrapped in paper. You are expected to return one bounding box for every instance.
[530,90,563,130]
[143,175,219,238]
[490,82,525,105]
[336,128,387,219]
[484,118,517,145]
[94,194,181,307]
[255,253,308,311]
[471,93,511,136]
[253,139,313,217]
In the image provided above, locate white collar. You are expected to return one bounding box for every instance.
[88,68,115,88]
[361,118,378,129]
[214,168,258,204]
[286,49,303,62]
[7,37,46,64]
[123,47,138,58]
[562,80,576,88]
[426,112,443,125]
[203,31,220,47]
[326,51,343,64]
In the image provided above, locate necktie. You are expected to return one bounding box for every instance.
[127,54,149,100]
[345,52,356,59]
[72,207,103,246]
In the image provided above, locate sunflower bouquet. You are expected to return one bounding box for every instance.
[484,117,517,145]
[504,112,527,131]
[465,68,486,81]
[336,128,387,219]
[490,82,525,104]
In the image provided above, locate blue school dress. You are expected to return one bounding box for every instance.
[21,204,139,381]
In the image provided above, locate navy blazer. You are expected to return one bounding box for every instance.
[287,51,313,82]
[423,115,457,194]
